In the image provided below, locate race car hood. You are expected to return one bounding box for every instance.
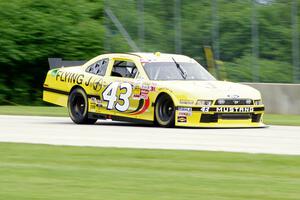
[156,80,262,100]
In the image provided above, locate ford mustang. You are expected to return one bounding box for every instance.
[43,52,265,127]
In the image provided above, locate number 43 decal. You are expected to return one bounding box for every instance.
[102,82,133,112]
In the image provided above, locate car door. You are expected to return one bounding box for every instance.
[101,58,147,118]
[84,57,112,115]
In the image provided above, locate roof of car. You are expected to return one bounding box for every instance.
[128,52,195,63]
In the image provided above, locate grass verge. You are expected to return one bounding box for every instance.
[0,106,67,117]
[0,106,299,126]
[263,114,300,126]
[0,142,299,200]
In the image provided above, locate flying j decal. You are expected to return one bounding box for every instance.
[85,76,93,86]
[92,78,103,91]
[56,71,84,84]
[102,82,133,112]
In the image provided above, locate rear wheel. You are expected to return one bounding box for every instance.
[155,94,175,127]
[68,88,97,124]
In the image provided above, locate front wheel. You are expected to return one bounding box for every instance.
[68,88,97,124]
[155,94,175,127]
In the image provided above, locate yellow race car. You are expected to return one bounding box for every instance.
[43,52,265,127]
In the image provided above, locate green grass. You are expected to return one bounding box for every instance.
[0,106,300,126]
[0,143,300,200]
[0,106,67,117]
[263,114,300,126]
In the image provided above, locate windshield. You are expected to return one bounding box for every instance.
[143,61,216,81]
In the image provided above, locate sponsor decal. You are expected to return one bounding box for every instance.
[140,89,149,94]
[150,86,156,91]
[227,94,239,98]
[179,99,194,105]
[132,81,155,99]
[141,85,150,90]
[90,97,102,109]
[90,97,97,111]
[56,71,84,85]
[96,99,102,107]
[91,97,97,103]
[129,83,155,100]
[178,112,190,116]
[178,107,192,116]
[92,78,103,91]
[132,94,141,100]
[178,107,192,112]
[216,107,254,113]
[177,115,187,123]
[141,84,156,91]
[140,89,149,99]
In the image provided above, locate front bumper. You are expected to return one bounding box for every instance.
[175,106,265,128]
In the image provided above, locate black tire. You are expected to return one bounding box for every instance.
[68,87,97,124]
[155,94,175,127]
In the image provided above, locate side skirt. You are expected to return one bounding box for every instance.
[88,112,154,125]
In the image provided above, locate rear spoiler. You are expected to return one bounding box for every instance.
[48,58,86,69]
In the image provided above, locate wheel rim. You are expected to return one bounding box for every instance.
[71,94,85,118]
[158,98,174,122]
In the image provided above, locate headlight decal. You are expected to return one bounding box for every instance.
[179,99,194,105]
[254,100,263,105]
[196,100,213,106]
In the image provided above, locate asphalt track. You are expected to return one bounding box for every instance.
[0,115,300,155]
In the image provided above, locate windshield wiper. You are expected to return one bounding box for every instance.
[172,57,187,79]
